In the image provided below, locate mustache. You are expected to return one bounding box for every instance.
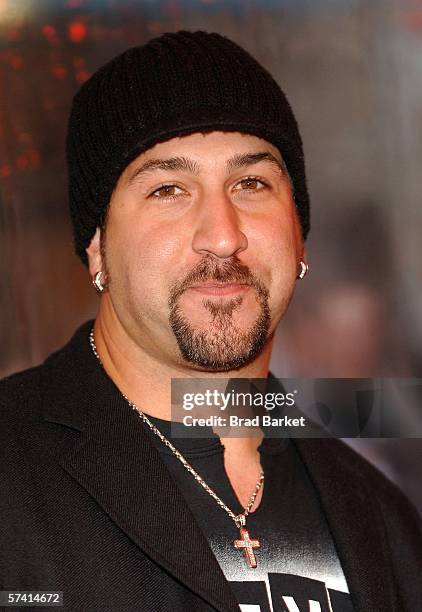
[168,255,268,308]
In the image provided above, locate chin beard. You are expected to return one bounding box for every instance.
[169,290,271,371]
[168,255,272,370]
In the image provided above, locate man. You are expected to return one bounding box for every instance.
[0,31,421,612]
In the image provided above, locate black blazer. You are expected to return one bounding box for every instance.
[1,321,421,611]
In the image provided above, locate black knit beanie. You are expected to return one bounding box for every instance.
[66,30,310,266]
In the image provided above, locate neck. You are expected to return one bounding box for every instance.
[94,314,273,416]
[92,302,274,502]
[92,302,273,453]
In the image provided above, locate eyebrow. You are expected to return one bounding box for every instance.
[226,152,287,176]
[127,150,287,185]
[128,156,200,185]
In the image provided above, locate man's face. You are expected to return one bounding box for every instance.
[94,131,304,371]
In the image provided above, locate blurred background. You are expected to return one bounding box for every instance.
[1,0,421,511]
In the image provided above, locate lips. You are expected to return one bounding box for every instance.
[187,282,251,296]
[190,282,249,288]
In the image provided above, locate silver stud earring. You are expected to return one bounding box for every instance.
[297,261,309,280]
[93,271,105,293]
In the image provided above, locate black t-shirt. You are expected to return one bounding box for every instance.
[144,415,354,612]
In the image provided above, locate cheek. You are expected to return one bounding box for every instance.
[268,240,298,313]
[251,209,301,285]
[105,217,181,309]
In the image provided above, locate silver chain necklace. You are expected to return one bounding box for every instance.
[89,328,264,568]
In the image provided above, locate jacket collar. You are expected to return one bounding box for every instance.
[40,320,239,612]
[40,320,399,612]
[293,439,400,612]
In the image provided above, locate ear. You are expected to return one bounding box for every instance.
[293,217,306,264]
[86,227,103,278]
[293,221,308,278]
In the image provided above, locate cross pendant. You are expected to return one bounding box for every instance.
[233,527,260,568]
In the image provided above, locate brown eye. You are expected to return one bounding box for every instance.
[157,185,176,196]
[241,178,260,189]
[233,177,267,193]
[151,184,184,199]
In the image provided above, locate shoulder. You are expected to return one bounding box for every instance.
[326,438,417,502]
[0,320,94,432]
[0,364,50,479]
[297,435,400,484]
[296,436,422,527]
[0,365,44,426]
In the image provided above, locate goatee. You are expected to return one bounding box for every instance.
[168,256,270,371]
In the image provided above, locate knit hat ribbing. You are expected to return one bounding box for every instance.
[66,30,310,266]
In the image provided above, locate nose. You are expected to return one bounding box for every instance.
[191,191,248,259]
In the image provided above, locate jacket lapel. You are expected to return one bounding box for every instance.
[40,321,239,612]
[293,437,400,612]
[40,321,401,611]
